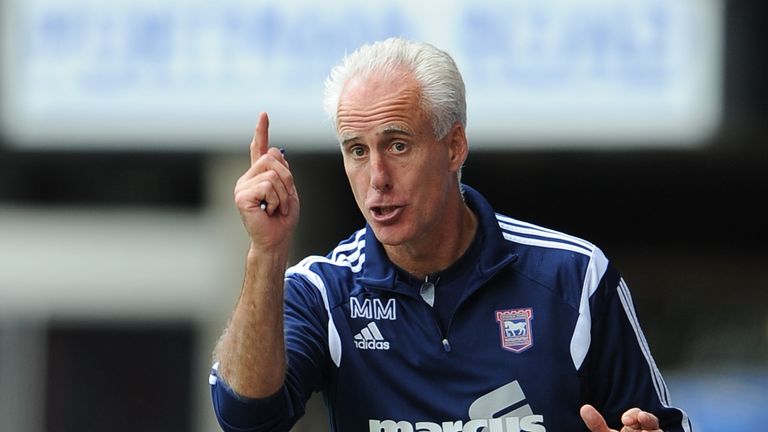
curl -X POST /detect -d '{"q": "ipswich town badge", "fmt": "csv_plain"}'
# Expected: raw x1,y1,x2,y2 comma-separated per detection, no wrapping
495,308,534,353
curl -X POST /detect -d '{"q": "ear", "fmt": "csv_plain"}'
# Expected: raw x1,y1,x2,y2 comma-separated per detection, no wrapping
445,122,469,173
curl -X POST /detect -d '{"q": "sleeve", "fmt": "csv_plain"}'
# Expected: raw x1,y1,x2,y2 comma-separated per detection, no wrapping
210,274,331,432
581,255,692,432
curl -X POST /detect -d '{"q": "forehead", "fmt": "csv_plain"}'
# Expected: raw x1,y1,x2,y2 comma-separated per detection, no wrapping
336,69,430,140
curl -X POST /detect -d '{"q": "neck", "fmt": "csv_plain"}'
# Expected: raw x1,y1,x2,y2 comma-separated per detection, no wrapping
385,195,477,280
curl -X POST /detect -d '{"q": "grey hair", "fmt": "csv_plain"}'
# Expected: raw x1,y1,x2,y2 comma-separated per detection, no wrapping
323,37,467,140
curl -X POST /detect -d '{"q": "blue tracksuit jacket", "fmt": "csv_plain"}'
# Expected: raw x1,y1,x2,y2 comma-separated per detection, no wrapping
210,185,691,432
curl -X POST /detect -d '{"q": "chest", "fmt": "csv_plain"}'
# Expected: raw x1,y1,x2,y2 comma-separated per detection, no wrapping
326,274,585,431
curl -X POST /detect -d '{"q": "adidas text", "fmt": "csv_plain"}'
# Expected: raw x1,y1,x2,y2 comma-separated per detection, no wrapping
355,340,390,350
353,322,390,350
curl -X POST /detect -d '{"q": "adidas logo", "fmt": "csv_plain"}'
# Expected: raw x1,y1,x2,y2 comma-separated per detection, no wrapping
354,322,390,350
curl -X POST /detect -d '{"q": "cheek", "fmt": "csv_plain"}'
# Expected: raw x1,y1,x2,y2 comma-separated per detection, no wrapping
411,159,449,190
344,165,369,200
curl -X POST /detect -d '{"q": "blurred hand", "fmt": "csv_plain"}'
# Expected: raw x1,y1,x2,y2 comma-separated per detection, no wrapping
233,112,299,250
580,404,662,432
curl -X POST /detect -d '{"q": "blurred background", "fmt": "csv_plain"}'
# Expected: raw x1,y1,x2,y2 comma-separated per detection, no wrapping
0,0,765,431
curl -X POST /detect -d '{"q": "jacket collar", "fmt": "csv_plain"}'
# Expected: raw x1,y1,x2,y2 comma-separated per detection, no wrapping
357,184,518,295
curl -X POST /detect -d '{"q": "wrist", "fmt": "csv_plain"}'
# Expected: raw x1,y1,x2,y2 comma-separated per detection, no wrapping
243,245,291,295
246,242,290,265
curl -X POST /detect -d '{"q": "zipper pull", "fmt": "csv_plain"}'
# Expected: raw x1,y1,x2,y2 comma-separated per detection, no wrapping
420,275,435,307
442,338,452,352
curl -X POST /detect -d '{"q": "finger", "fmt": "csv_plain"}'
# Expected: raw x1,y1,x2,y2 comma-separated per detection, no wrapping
238,152,296,197
234,179,281,216
260,173,291,216
250,112,270,166
580,405,613,432
621,408,643,428
236,170,292,216
267,146,291,173
257,183,281,216
636,411,660,430
234,183,265,213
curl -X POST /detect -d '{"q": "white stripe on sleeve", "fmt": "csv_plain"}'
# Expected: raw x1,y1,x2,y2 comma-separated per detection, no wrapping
569,247,609,370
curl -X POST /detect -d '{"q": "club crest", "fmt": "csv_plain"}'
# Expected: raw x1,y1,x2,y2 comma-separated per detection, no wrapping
495,308,534,353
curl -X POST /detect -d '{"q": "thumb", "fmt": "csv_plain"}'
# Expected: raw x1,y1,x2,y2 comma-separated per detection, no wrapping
580,404,613,432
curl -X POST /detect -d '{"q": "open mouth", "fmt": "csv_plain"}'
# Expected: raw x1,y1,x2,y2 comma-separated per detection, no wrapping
369,205,404,223
372,206,399,216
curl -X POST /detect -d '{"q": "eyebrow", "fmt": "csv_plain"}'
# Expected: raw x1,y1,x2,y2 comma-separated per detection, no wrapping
340,134,360,147
339,124,415,147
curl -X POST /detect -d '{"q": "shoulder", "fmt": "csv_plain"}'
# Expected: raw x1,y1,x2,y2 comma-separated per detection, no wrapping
493,213,612,304
288,227,367,278
285,228,367,307
495,213,597,259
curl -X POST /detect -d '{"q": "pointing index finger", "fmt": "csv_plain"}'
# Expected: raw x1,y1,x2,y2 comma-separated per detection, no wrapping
250,112,270,166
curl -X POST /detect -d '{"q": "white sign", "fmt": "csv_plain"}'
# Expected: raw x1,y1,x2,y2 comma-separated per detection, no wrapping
1,0,723,150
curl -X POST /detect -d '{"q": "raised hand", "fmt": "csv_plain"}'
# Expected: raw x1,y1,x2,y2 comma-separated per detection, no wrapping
580,405,662,432
233,112,300,250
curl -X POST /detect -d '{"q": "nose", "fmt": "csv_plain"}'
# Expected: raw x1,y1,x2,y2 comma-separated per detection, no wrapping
369,152,392,193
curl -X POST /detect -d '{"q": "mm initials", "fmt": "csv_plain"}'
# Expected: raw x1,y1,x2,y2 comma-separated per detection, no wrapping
350,298,397,320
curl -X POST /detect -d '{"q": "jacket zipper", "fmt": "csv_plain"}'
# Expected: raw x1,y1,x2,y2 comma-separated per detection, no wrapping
419,275,451,352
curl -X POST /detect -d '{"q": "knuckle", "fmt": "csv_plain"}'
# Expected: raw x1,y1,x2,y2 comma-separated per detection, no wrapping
233,193,247,208
263,169,280,183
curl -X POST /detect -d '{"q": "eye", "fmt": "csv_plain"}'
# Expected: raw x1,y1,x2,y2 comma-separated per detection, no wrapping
350,145,367,158
391,141,407,153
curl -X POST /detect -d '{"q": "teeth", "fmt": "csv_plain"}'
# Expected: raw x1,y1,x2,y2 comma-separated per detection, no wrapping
373,206,396,215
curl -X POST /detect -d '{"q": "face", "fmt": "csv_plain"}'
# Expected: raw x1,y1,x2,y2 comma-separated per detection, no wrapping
336,69,467,251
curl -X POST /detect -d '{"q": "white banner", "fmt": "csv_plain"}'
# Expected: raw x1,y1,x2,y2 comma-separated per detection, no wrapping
1,0,723,150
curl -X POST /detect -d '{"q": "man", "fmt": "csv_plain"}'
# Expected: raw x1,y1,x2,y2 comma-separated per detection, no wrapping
209,38,691,432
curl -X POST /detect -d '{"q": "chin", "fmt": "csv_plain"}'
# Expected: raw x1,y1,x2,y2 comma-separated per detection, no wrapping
368,224,411,247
